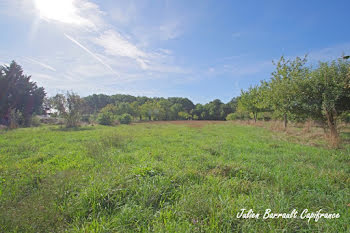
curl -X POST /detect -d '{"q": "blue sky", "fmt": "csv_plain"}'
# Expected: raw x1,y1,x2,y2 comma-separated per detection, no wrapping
1,0,350,103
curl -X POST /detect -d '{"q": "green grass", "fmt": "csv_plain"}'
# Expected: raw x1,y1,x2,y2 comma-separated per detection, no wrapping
0,122,349,232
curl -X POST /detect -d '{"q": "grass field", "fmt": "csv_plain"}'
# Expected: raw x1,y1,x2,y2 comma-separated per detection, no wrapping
0,121,349,232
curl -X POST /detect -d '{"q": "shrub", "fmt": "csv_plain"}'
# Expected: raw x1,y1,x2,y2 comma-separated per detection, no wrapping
9,109,24,129
119,113,132,124
226,112,250,121
226,113,236,121
30,116,41,127
178,112,190,120
97,111,115,125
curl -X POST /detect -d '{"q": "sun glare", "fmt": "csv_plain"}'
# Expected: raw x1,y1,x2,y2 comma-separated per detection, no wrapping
34,0,83,25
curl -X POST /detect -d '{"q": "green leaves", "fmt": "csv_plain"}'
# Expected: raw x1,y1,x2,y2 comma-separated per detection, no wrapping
0,61,46,127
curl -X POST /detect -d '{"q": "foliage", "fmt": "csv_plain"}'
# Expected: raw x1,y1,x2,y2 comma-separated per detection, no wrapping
178,111,191,120
97,111,115,125
82,94,236,121
236,56,350,142
267,56,309,128
225,113,236,121
238,85,268,122
0,61,46,127
51,92,85,128
97,104,118,125
297,59,350,138
119,113,132,124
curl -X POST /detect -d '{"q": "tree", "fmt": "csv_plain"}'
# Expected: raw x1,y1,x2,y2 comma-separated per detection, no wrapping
192,104,205,120
84,94,112,114
299,59,350,139
238,85,267,122
268,56,309,128
130,101,142,120
204,99,224,120
0,61,46,127
140,101,154,121
169,103,183,120
51,92,85,128
178,111,191,120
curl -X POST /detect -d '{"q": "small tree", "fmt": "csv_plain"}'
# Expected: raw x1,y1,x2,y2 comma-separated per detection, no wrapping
268,56,308,128
300,59,350,139
238,85,267,123
51,92,84,128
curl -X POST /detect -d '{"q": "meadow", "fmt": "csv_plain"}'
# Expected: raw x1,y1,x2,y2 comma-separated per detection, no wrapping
0,121,349,232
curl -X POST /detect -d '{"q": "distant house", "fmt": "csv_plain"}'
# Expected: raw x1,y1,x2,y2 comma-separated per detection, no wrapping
41,107,58,117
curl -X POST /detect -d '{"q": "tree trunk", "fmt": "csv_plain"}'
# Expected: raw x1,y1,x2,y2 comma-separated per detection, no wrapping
325,109,338,139
254,112,257,123
284,113,288,129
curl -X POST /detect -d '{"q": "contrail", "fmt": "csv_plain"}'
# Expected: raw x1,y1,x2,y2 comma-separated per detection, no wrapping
25,57,57,71
64,33,119,76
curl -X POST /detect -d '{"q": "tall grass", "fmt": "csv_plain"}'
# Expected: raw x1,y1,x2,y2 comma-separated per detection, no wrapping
0,123,349,232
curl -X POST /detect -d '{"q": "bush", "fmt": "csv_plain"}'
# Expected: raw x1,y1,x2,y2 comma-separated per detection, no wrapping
97,111,115,125
30,116,41,127
226,113,236,121
119,113,132,124
9,109,24,129
226,112,250,121
178,112,190,120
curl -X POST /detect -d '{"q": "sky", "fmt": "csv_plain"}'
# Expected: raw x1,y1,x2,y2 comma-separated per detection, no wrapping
1,0,350,104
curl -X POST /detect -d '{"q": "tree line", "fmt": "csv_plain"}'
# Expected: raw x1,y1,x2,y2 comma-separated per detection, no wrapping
0,61,238,128
47,93,238,126
1,56,349,141
236,56,350,139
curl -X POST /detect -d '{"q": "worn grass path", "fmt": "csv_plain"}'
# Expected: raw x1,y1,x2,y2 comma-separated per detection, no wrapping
0,122,349,232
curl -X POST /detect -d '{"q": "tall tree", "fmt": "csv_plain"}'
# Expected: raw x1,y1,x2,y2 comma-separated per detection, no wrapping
0,61,46,127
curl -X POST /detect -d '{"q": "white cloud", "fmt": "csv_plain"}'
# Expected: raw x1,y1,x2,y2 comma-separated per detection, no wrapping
33,0,104,30
92,30,147,63
1,0,192,96
31,72,59,81
24,57,56,71
64,33,119,76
